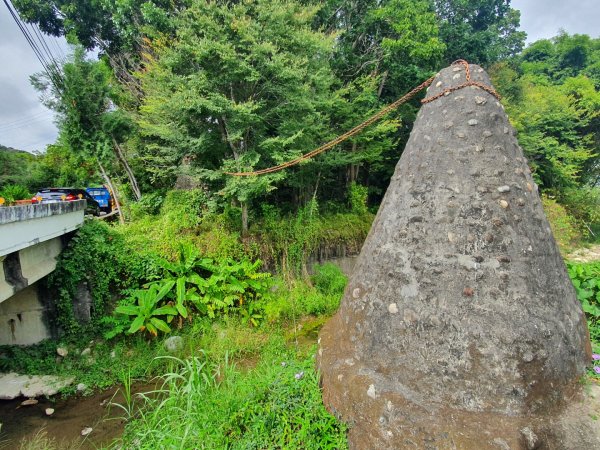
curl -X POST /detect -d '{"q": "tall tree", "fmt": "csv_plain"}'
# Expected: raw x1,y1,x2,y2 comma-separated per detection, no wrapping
32,48,142,201
433,0,526,65
138,0,375,234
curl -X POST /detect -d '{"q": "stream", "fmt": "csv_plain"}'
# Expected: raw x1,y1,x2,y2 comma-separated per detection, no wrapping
0,383,154,449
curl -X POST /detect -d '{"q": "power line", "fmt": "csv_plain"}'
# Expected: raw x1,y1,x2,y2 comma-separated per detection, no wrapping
0,115,56,133
0,111,53,128
3,0,65,95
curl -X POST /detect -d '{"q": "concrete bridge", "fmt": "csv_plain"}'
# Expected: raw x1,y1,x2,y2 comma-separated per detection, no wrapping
0,201,85,345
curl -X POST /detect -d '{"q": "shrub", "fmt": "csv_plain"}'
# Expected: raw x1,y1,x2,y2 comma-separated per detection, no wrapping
312,263,348,297
116,349,348,449
567,261,600,345
349,182,368,215
542,195,583,253
48,221,128,335
0,184,31,204
560,187,600,239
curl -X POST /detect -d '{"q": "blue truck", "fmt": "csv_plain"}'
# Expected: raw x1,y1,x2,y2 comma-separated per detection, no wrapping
85,187,113,214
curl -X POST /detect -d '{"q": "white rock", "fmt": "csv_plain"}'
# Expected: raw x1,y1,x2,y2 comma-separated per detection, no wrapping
0,373,74,400
164,336,184,353
388,303,399,314
45,408,55,416
56,347,68,357
367,384,377,399
81,427,93,437
497,185,510,193
81,348,91,357
76,383,87,393
21,398,38,406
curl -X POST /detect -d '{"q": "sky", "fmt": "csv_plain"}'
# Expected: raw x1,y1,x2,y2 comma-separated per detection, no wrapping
1,1,600,154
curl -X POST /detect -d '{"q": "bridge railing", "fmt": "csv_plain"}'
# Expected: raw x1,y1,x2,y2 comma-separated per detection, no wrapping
0,200,86,257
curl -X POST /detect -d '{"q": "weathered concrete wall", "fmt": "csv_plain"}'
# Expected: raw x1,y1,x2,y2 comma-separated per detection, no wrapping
0,237,64,304
0,282,51,345
318,64,595,449
0,200,84,257
19,238,62,287
0,256,11,302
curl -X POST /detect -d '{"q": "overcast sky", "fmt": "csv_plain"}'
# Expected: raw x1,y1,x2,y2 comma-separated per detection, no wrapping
1,1,600,154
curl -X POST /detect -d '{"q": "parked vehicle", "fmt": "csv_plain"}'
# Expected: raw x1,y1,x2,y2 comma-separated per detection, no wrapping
86,186,113,214
32,188,101,216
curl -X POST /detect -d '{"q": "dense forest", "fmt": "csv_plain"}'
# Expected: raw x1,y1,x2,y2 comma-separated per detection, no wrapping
4,0,596,240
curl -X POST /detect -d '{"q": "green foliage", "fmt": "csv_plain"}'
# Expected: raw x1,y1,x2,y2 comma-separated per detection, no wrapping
349,182,369,215
434,0,526,65
542,195,583,254
115,284,178,336
0,184,31,203
115,347,348,449
0,146,37,190
192,258,272,319
505,76,598,189
264,272,346,322
128,191,165,217
137,0,342,232
112,240,272,336
13,0,179,55
560,187,600,238
260,199,321,276
0,336,165,392
567,261,600,345
48,221,127,335
495,33,600,193
312,263,348,298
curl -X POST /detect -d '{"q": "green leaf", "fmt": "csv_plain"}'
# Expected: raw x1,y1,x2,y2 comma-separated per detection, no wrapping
150,317,171,333
153,305,178,316
128,316,145,334
146,321,158,336
115,305,139,316
176,302,188,319
155,280,176,302
177,277,186,303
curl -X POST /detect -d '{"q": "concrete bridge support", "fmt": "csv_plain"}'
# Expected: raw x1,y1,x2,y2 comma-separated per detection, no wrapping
0,201,85,345
0,282,51,345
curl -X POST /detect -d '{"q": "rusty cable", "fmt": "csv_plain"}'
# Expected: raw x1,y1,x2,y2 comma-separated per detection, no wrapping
225,60,500,176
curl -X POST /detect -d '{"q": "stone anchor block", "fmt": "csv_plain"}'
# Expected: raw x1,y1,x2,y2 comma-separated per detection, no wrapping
318,64,595,449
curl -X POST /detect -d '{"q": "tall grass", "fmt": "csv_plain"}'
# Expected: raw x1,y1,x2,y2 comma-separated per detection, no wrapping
113,347,347,449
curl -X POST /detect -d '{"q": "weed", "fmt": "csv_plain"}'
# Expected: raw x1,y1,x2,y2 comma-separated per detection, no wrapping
114,342,347,449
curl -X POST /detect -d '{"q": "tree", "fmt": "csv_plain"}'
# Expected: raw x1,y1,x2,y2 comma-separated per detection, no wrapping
13,0,183,53
137,0,349,234
32,48,142,207
503,75,599,190
315,0,445,200
433,0,526,65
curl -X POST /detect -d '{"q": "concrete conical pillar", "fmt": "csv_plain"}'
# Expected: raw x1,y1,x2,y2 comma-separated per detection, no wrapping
318,63,594,449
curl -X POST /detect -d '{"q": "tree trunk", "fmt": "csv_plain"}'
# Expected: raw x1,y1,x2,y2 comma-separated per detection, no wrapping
347,142,359,186
241,201,249,238
98,161,125,225
377,70,388,98
112,137,141,201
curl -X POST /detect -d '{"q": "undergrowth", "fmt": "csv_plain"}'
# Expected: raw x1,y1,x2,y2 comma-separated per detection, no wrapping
567,260,600,379
112,342,347,449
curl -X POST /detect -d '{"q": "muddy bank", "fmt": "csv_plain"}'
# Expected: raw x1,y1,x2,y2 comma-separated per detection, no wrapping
0,382,155,449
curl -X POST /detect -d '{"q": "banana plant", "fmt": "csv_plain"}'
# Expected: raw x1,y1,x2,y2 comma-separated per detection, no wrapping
115,283,178,336
151,243,212,319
